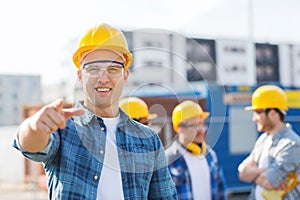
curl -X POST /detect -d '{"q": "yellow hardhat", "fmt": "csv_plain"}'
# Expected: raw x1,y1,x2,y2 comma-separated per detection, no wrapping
119,97,157,119
245,85,288,111
172,100,210,132
72,23,132,69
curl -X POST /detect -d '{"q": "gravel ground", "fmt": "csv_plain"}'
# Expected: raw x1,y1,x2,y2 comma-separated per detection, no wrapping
0,181,47,200
0,181,250,200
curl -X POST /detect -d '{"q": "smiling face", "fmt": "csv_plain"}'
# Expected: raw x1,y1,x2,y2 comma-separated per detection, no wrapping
77,49,129,117
252,109,275,133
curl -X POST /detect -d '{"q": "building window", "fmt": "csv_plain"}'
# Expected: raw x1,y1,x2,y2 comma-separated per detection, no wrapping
255,43,279,83
186,38,217,82
13,79,21,87
13,105,18,112
143,60,163,67
143,41,162,48
11,92,18,99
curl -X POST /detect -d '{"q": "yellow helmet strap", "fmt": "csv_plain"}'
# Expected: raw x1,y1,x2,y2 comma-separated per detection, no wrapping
182,142,207,155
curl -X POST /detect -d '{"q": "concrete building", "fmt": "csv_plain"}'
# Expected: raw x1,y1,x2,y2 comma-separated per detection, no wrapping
123,29,189,97
0,74,41,126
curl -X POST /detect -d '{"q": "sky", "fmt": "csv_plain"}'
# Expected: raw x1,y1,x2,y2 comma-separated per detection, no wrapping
0,0,300,85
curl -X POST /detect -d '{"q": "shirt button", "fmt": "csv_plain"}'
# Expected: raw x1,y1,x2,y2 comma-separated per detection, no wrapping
94,175,98,180
100,150,104,154
101,127,105,131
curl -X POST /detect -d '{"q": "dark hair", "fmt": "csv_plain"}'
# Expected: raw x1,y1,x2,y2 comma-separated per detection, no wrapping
265,108,285,122
132,118,149,125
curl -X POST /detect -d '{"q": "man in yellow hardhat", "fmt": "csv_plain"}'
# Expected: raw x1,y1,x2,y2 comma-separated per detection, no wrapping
166,100,227,200
119,96,157,126
13,23,177,199
238,85,300,200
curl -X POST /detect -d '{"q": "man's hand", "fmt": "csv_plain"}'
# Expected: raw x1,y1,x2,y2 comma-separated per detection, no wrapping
28,99,85,135
261,172,299,200
238,155,265,182
18,99,84,152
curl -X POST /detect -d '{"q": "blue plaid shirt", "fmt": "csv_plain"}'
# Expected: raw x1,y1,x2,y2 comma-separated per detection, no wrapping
13,101,177,200
247,124,300,200
166,141,227,200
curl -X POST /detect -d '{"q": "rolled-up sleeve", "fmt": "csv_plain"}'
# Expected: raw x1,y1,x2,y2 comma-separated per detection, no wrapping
12,131,59,163
265,142,300,187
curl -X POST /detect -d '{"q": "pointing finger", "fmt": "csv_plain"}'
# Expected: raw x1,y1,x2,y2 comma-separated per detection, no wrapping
50,98,64,112
63,108,85,120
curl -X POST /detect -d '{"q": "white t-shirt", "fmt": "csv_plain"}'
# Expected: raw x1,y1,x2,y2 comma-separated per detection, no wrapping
178,144,211,200
255,135,273,200
97,115,124,200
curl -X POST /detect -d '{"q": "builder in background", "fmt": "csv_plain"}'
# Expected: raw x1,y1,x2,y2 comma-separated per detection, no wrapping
119,96,157,126
238,85,300,200
166,100,227,200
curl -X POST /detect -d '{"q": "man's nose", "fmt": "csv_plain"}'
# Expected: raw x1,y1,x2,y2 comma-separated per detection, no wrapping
97,69,109,81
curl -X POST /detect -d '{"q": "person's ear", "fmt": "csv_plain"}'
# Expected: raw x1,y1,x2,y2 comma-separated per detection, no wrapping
124,69,130,81
269,109,277,118
77,70,82,82
177,126,185,134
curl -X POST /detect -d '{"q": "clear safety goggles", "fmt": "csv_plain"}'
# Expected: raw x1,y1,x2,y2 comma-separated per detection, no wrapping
179,122,208,131
81,60,124,78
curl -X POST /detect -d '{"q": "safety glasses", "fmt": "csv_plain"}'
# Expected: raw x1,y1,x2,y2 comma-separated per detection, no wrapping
81,60,124,78
179,122,207,130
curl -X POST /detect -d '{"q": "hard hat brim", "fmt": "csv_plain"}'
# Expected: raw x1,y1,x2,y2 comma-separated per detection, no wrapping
149,113,158,120
245,106,254,111
200,112,210,119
